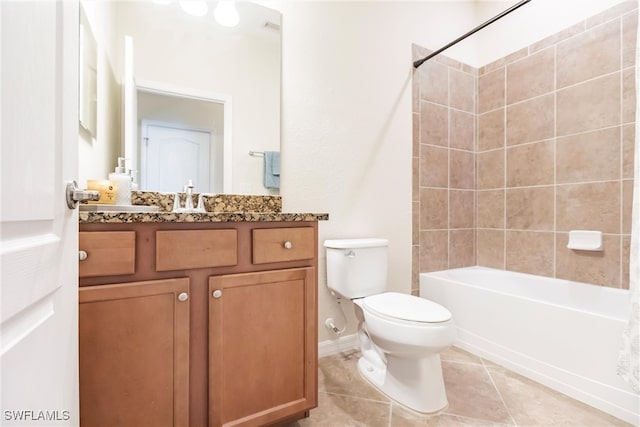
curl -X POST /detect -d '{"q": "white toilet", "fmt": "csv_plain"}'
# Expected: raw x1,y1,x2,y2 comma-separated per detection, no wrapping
324,238,455,413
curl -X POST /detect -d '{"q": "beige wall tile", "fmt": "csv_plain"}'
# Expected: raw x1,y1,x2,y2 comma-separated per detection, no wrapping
586,1,637,28
507,94,554,146
556,19,620,88
529,21,585,53
450,69,475,113
420,187,448,230
623,123,636,179
412,113,420,157
450,190,474,229
476,229,504,269
623,236,631,289
556,182,621,233
556,233,621,287
419,60,448,105
412,245,419,291
506,140,554,187
506,187,555,231
450,229,475,268
623,11,638,68
477,190,505,229
412,201,419,245
556,127,620,184
478,68,505,113
478,108,505,151
505,231,554,277
412,156,419,201
450,110,475,151
420,230,448,272
557,73,621,137
477,149,505,190
623,179,633,234
420,144,448,188
420,101,448,147
507,48,554,104
450,150,475,190
623,67,636,124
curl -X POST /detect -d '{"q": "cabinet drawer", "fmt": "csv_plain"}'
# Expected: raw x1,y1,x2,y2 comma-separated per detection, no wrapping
79,231,136,278
252,227,315,264
156,229,237,271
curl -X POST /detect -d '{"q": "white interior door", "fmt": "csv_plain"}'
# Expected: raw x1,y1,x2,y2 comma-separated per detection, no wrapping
123,35,137,174
1,1,79,425
141,122,211,193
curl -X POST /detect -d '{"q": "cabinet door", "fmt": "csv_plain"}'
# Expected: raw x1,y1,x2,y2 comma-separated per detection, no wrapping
79,278,190,427
209,268,317,427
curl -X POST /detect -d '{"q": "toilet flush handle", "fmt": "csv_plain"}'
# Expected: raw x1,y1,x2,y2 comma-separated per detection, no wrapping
345,250,356,258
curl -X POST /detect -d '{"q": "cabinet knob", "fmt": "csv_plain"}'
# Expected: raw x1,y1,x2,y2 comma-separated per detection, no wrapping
212,289,222,299
283,241,293,249
79,250,88,261
177,292,189,302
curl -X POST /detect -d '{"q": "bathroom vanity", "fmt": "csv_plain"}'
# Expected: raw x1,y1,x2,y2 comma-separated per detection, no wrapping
78,195,328,427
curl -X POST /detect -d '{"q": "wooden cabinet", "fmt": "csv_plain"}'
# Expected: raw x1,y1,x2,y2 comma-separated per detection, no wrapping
78,221,318,427
79,278,190,427
209,268,316,427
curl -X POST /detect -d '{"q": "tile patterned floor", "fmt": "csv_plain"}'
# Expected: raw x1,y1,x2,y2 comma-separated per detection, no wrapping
286,347,632,427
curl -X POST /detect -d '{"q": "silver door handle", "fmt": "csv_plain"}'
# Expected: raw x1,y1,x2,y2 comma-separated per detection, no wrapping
66,181,100,209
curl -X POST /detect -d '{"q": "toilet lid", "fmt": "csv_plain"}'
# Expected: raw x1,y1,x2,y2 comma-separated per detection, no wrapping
362,292,451,323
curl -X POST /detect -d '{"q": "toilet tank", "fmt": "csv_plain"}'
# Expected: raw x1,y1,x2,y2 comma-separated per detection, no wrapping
323,238,388,299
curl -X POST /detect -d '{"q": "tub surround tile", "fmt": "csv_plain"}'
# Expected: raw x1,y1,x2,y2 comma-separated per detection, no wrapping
412,113,420,156
477,150,505,190
449,190,474,229
421,101,449,146
556,233,621,287
420,188,448,230
623,67,636,124
420,145,449,188
476,229,505,269
586,1,638,28
623,179,633,234
506,187,554,231
622,10,638,68
623,236,631,289
420,230,449,272
556,73,621,137
420,60,449,105
449,69,475,113
556,182,621,233
505,231,554,277
449,230,475,268
477,190,505,229
450,150,475,190
450,110,475,152
478,68,505,113
623,124,636,179
529,21,585,54
556,19,620,89
506,140,554,187
478,109,505,152
556,127,621,184
506,94,554,146
506,48,554,104
413,157,420,201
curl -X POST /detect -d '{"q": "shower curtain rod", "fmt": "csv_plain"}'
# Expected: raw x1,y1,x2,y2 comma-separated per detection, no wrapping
413,0,532,69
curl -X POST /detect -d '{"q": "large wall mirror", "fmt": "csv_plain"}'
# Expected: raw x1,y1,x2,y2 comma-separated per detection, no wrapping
79,1,281,195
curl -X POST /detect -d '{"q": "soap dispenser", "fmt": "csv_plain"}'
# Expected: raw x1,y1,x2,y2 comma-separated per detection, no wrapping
109,157,131,206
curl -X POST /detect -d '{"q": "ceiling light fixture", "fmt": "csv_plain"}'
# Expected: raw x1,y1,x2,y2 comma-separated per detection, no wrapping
214,1,239,27
179,0,208,17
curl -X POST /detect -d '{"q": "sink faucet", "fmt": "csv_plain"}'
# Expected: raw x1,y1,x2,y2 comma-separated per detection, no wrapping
172,179,205,213
184,179,194,211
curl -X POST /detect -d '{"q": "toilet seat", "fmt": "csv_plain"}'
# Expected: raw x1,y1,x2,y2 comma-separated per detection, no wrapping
362,292,451,323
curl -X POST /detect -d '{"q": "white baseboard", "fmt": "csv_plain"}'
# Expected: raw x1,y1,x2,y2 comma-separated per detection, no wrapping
318,334,358,358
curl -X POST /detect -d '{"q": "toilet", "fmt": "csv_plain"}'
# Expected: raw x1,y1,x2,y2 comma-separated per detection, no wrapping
324,238,455,413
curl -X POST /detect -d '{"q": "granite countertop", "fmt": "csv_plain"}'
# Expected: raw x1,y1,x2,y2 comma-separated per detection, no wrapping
79,211,329,223
78,192,329,223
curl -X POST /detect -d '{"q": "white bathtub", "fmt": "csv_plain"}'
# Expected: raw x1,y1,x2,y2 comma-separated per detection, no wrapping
420,266,639,425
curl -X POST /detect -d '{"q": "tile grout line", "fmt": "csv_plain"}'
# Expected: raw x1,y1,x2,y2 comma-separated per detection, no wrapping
482,362,519,427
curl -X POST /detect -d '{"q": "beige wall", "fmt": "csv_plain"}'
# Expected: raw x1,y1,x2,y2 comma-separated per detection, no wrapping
414,1,636,289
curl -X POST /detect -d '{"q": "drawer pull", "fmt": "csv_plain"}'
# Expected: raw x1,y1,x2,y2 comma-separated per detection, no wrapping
212,290,222,299
283,241,293,249
177,292,189,302
79,250,88,261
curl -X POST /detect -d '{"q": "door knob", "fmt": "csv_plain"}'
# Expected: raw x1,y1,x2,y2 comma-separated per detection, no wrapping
66,180,100,209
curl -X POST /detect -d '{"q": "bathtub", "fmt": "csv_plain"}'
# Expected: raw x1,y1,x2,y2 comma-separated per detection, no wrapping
420,266,639,425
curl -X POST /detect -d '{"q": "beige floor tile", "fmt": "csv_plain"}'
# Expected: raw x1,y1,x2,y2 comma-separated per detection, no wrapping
289,392,391,427
319,351,389,402
391,403,513,426
441,346,484,365
442,362,513,424
487,367,633,427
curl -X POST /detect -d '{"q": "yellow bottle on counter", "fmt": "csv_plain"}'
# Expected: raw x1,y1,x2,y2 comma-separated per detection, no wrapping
87,179,117,204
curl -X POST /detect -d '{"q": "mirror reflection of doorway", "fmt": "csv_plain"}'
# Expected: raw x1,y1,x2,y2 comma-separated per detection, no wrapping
141,122,211,193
